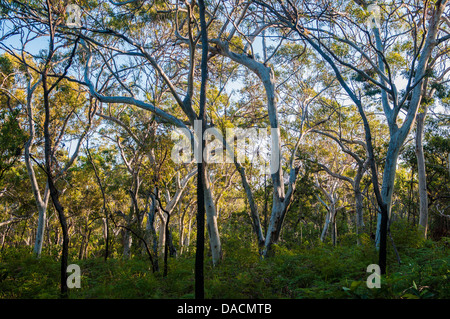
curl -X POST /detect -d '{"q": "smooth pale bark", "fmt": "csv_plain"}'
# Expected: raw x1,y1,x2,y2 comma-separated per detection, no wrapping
158,211,167,259
147,194,159,270
158,170,196,259
317,191,337,245
263,192,293,256
81,41,191,132
146,191,159,271
354,166,366,236
209,38,301,256
116,134,143,259
353,160,370,241
311,130,369,244
178,202,186,256
271,0,449,273
331,209,337,246
23,76,51,258
122,221,132,258
33,192,50,256
25,52,88,259
179,203,195,256
204,171,222,265
81,38,223,264
123,189,139,259
416,111,429,237
182,35,271,250
373,1,447,250
235,162,265,248
26,120,50,257
320,211,331,242
373,137,400,255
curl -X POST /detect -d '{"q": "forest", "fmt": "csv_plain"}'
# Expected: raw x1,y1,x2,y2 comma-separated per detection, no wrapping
0,0,449,301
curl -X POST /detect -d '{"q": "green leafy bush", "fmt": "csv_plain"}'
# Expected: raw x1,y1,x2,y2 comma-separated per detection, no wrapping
0,233,448,299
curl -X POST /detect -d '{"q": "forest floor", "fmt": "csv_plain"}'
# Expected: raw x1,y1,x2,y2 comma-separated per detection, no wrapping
0,231,448,299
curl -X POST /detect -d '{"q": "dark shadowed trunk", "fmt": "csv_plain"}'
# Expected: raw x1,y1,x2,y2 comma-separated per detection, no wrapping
195,0,208,300
42,70,69,298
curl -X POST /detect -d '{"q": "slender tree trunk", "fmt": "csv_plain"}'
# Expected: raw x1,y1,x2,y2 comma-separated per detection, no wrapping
195,159,206,299
236,162,265,249
45,133,69,300
204,171,222,265
123,218,132,259
79,235,84,260
331,206,337,246
355,187,364,245
186,212,193,252
163,211,170,277
102,216,109,260
179,203,186,256
407,165,414,224
209,34,287,258
195,0,208,300
86,142,110,260
33,189,50,257
24,83,51,258
158,213,167,260
354,164,367,244
123,190,138,258
263,197,287,256
320,210,331,242
375,139,401,274
43,60,69,297
415,111,429,237
263,173,268,236
1,224,11,252
146,192,159,271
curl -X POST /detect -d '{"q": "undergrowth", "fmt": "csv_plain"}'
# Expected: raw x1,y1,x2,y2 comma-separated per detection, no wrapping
0,233,448,299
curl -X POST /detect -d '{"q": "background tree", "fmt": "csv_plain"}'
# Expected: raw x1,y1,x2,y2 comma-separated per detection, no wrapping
257,0,450,274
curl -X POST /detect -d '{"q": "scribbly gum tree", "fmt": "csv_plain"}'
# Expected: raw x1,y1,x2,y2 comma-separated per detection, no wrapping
258,0,450,274
0,43,92,298
48,0,223,267
197,2,320,257
1,0,450,301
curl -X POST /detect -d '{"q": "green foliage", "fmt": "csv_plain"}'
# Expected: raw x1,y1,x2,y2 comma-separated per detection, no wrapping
390,219,424,250
0,248,60,298
0,109,28,178
1,228,447,299
0,0,449,303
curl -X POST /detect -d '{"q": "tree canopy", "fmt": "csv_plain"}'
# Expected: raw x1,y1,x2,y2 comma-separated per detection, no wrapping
0,0,449,301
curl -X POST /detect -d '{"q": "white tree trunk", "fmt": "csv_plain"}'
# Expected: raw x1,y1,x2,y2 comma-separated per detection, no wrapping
33,187,50,257
375,140,401,247
320,211,331,242
415,112,429,237
204,172,222,265
331,207,337,246
236,162,265,247
24,77,51,258
123,230,132,259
